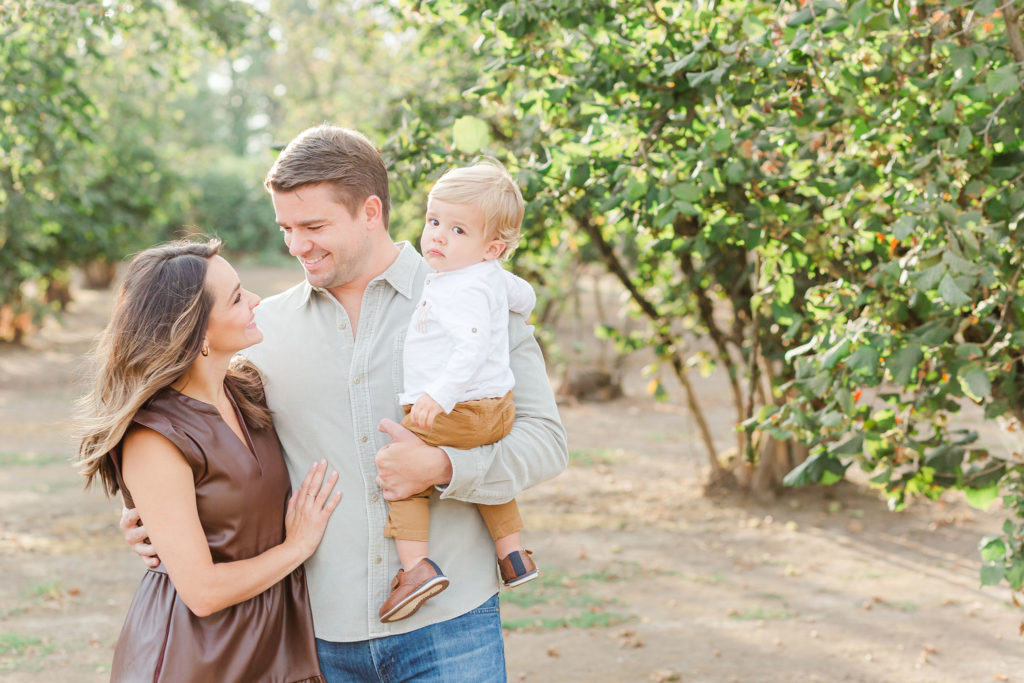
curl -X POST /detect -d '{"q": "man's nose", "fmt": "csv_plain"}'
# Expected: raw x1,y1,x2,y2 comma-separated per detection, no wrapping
288,233,309,256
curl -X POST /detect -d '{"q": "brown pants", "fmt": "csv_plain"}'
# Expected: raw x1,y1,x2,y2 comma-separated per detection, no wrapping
384,392,522,542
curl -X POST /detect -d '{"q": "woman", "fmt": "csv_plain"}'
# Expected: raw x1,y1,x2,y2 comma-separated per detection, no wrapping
76,239,340,682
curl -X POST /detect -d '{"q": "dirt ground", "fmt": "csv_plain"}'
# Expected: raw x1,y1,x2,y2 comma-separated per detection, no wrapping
2,263,1023,682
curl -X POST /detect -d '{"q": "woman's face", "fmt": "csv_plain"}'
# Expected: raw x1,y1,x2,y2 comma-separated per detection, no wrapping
203,255,263,356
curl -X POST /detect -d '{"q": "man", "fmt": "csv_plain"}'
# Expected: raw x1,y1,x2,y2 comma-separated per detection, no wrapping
122,124,568,681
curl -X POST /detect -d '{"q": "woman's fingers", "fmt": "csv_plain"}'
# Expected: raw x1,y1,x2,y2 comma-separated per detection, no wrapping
297,459,323,498
314,471,339,507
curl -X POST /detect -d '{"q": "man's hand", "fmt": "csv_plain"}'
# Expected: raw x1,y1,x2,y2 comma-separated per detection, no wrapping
375,418,453,501
409,394,443,430
119,506,161,569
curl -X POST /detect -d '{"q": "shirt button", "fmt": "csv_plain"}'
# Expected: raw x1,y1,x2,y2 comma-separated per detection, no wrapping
375,556,383,564
337,321,347,330
360,435,368,443
371,493,379,502
353,377,361,384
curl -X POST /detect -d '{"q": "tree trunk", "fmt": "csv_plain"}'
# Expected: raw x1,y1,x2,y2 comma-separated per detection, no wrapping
80,259,118,290
749,435,810,500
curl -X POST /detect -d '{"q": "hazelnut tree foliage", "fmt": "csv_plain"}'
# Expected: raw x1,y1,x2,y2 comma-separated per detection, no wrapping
0,1,262,339
384,0,1024,588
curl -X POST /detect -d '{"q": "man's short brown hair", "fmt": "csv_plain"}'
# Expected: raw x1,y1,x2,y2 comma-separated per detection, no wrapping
265,124,391,228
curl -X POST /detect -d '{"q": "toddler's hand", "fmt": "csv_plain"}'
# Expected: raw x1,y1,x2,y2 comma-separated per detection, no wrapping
410,394,443,430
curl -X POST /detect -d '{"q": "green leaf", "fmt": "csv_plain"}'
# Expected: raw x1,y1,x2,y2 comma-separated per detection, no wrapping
975,0,996,14
787,7,813,27
848,0,870,23
452,116,490,153
776,274,795,304
965,485,999,511
821,339,851,370
955,126,972,155
829,433,864,456
845,345,879,373
1007,562,1024,591
980,563,1004,586
986,65,1019,96
980,536,1006,562
937,273,971,308
672,183,702,202
958,367,991,402
910,264,945,290
836,387,854,414
567,163,590,188
887,345,923,384
741,15,766,38
783,451,849,487
892,216,915,240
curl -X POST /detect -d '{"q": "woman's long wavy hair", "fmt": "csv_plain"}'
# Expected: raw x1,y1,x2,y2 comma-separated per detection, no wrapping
76,239,271,495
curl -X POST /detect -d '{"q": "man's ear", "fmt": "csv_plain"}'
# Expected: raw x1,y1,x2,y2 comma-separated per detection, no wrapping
362,195,384,228
482,240,507,261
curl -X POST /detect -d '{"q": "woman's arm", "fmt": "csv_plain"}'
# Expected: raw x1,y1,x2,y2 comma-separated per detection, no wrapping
121,426,340,618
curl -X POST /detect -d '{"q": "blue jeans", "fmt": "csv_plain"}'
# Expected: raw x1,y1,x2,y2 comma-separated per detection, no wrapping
315,595,506,682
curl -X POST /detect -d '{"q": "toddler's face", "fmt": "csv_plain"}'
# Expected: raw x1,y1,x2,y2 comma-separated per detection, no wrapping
420,198,505,272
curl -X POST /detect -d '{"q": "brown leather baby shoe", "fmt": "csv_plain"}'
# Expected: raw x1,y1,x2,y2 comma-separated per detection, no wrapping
498,549,539,588
379,558,450,623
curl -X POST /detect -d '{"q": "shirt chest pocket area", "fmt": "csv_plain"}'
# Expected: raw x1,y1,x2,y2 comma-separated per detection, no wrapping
412,299,432,334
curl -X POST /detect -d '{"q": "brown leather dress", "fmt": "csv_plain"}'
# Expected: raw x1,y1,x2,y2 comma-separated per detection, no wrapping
109,387,325,683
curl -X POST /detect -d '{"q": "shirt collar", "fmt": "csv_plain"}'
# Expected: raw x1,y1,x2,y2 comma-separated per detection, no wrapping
424,259,499,282
294,241,421,308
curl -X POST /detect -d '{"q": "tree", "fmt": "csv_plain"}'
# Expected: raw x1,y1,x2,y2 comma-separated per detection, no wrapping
385,0,1024,590
0,0,260,337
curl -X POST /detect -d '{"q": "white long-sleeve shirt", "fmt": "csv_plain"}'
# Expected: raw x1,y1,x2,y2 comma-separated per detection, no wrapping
399,259,536,413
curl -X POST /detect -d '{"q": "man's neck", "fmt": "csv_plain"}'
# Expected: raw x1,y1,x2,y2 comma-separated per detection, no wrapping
326,240,402,337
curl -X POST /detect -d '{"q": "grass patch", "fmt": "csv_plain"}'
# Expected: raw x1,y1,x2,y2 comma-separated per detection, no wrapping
28,581,63,601
683,572,728,585
0,632,55,657
501,564,634,631
568,448,620,466
728,607,796,621
0,452,68,467
502,611,629,632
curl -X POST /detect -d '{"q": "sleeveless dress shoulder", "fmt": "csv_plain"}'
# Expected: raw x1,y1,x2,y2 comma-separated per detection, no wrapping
109,386,324,683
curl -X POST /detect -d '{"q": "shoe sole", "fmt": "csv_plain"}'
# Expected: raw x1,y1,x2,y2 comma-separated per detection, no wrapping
379,576,450,623
503,569,539,588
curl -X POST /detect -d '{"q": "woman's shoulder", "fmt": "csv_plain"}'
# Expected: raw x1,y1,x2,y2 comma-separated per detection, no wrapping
129,388,211,462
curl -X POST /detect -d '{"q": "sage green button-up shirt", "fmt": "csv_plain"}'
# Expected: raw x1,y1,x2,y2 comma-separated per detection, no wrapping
243,242,568,641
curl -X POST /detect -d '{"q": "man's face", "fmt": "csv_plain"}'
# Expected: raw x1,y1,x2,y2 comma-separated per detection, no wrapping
272,183,372,291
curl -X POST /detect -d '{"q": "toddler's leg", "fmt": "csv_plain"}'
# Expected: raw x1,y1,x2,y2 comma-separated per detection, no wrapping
395,539,429,573
380,490,449,623
494,531,523,561
478,499,539,587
